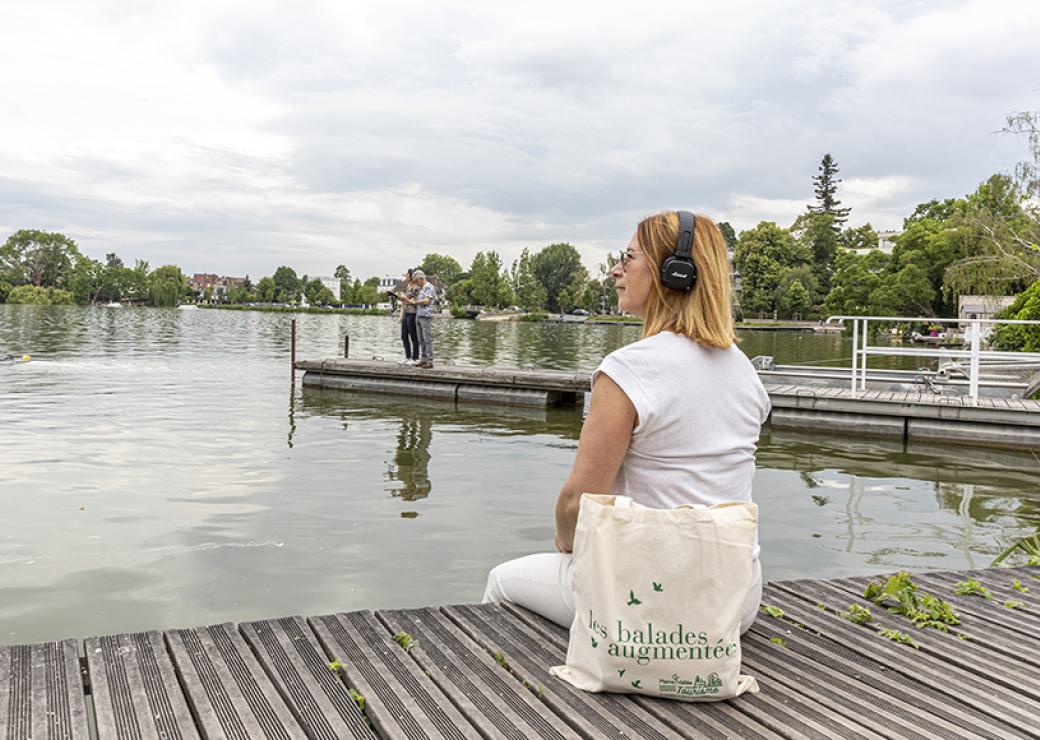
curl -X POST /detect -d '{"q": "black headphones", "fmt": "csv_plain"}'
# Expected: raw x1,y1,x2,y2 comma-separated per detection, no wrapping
659,210,697,291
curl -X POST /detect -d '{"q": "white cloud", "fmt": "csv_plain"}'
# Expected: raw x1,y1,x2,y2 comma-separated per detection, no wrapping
0,0,1036,278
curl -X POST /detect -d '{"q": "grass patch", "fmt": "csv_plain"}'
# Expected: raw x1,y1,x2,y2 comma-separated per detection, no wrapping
840,604,873,625
953,577,992,600
878,628,919,648
393,631,419,652
864,572,959,631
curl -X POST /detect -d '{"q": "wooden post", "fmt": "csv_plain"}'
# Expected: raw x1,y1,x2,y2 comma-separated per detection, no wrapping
291,319,296,381
344,334,350,358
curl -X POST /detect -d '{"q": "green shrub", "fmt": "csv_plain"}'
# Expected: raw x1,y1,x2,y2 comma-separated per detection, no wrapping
990,279,1040,351
518,312,549,322
0,281,10,303
7,285,75,305
198,304,386,316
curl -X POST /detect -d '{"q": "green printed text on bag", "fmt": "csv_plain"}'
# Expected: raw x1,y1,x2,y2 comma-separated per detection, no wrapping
550,495,759,701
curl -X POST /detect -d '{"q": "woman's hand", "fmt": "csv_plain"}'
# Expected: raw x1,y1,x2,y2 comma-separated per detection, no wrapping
554,373,636,553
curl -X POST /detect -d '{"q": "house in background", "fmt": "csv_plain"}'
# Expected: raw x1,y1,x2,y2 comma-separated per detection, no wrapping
319,277,341,302
847,230,900,256
958,294,1017,342
189,273,248,302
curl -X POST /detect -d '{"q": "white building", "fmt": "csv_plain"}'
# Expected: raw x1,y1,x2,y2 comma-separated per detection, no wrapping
848,230,900,256
958,294,1017,342
319,277,341,301
958,295,1015,321
877,230,900,254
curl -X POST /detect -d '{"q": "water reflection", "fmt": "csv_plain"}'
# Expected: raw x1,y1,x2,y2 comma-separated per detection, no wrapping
755,428,1040,577
390,414,433,500
4,305,1040,645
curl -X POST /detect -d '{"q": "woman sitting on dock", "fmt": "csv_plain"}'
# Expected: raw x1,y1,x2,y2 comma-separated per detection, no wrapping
483,211,770,632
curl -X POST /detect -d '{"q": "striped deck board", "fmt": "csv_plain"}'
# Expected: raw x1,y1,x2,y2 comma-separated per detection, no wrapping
2,567,1038,738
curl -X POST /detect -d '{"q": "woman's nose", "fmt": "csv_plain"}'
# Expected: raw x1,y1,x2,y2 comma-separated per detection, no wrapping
610,262,623,278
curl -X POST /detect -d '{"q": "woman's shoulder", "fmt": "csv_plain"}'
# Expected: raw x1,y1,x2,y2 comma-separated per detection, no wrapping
606,331,702,362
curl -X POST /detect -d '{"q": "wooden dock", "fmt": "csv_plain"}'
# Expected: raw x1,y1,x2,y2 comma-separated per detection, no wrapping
4,565,1038,738
297,360,1040,448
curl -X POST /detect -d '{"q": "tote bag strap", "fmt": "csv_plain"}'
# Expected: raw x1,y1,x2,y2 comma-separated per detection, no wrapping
614,496,633,509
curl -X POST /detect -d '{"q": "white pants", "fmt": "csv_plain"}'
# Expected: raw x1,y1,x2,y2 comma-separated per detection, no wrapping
483,553,763,633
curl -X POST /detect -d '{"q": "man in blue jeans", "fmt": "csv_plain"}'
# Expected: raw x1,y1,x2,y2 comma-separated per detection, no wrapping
411,270,436,368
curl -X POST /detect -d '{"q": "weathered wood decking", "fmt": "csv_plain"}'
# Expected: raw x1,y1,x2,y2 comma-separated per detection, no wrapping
297,360,1040,447
4,566,1039,738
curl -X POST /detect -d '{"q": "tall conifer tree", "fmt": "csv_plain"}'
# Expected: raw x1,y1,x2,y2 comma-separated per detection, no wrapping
810,154,852,227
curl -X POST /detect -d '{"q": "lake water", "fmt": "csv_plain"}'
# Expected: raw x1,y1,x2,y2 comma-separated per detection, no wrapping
1,305,1038,645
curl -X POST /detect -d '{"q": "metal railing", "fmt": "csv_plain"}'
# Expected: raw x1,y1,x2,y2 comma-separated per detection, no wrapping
825,315,1040,400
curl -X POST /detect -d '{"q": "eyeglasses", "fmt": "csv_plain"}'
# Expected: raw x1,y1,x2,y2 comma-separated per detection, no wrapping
617,250,638,273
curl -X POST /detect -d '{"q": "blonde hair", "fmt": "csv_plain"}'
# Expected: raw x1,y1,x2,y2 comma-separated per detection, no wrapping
635,211,736,349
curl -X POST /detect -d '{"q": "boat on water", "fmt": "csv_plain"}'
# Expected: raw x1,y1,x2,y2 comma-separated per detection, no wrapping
178,304,198,310
1,354,31,363
104,301,122,308
907,331,965,348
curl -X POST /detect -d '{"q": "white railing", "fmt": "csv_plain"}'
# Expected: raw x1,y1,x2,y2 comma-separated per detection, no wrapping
825,315,1040,400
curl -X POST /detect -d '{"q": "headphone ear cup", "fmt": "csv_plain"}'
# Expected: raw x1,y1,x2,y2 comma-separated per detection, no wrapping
660,256,696,291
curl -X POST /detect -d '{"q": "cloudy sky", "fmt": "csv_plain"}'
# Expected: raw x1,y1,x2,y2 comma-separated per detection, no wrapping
1,0,1037,281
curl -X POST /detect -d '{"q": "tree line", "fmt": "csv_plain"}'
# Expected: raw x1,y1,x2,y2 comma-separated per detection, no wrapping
4,104,1038,338
0,236,193,307
733,151,1039,325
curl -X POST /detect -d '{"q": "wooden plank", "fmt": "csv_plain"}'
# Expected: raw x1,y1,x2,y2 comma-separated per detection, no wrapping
165,622,307,739
240,616,376,740
776,576,1040,690
824,573,1040,668
740,628,969,739
301,360,593,392
309,610,482,740
743,620,1001,739
908,572,1040,637
758,587,1034,737
0,639,89,740
445,602,761,740
85,631,199,740
491,604,891,740
765,580,1040,725
378,607,578,739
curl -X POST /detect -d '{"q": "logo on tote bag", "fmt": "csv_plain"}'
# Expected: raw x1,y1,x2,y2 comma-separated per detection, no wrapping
583,580,738,692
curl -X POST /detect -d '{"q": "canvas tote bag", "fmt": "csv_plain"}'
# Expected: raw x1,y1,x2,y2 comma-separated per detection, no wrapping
550,494,759,701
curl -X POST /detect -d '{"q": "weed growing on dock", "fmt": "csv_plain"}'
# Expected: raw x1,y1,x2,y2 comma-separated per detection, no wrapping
328,660,346,672
494,650,510,670
393,631,419,652
840,604,873,625
1004,600,1025,609
877,629,919,648
863,572,959,631
1013,578,1028,593
769,637,787,648
521,680,547,698
760,605,785,619
349,689,366,713
953,577,992,600
816,602,826,610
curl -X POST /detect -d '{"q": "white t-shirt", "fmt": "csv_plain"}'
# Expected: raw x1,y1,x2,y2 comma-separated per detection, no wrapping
593,331,770,514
